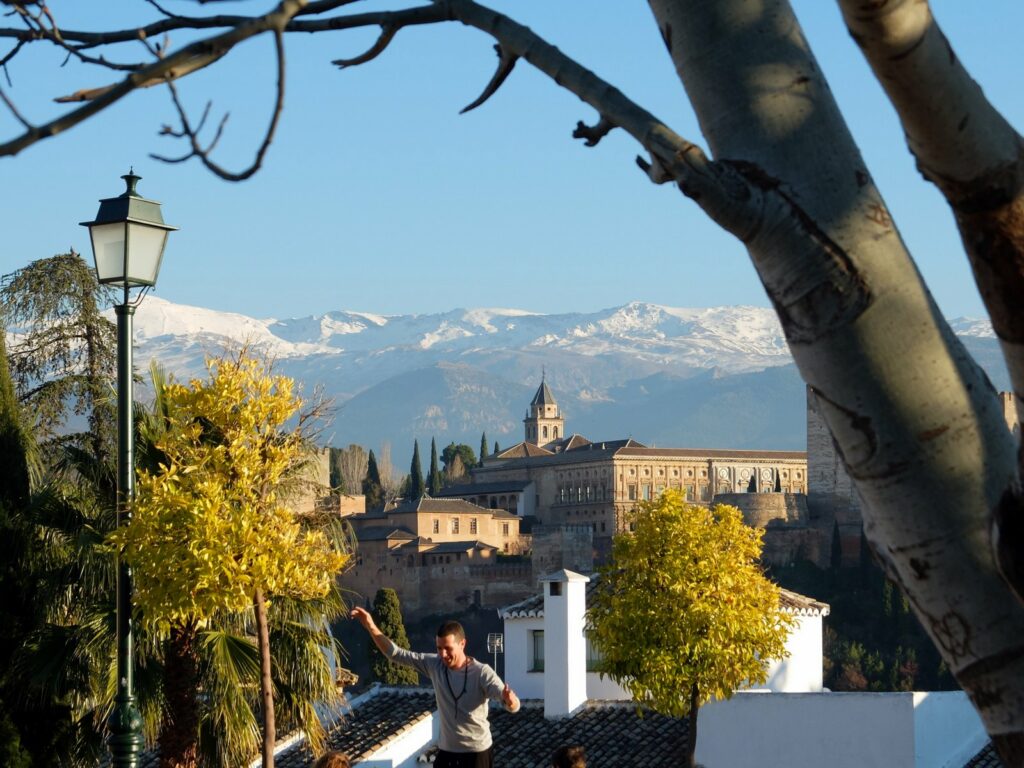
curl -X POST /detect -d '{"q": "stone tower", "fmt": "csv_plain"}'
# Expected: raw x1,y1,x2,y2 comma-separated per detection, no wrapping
524,376,565,446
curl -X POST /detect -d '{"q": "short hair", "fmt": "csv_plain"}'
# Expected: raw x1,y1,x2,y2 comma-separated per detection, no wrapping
313,750,350,768
552,745,586,768
436,620,466,641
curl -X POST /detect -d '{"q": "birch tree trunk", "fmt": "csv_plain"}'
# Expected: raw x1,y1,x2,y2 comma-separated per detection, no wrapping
646,0,1024,759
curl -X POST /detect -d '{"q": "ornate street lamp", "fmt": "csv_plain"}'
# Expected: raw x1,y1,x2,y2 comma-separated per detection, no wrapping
81,170,177,768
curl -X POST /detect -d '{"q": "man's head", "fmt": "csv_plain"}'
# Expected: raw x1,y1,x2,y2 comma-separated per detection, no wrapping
552,745,586,768
436,620,467,669
313,751,350,768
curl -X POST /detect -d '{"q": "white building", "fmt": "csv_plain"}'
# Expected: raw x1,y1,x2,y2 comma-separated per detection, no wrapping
499,571,831,702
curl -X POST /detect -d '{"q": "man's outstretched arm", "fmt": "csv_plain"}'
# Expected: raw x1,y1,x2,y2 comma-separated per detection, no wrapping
349,606,393,656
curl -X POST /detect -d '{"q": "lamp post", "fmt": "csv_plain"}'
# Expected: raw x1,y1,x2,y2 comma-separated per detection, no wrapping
81,170,177,768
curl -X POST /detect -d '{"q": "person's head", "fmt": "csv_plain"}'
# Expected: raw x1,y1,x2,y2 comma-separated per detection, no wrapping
435,620,467,669
313,750,350,768
552,745,586,768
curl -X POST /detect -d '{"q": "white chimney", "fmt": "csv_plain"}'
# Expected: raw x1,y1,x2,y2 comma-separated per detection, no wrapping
540,569,590,718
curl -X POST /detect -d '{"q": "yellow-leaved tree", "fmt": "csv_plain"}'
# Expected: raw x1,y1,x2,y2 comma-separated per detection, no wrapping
109,350,348,768
587,490,793,768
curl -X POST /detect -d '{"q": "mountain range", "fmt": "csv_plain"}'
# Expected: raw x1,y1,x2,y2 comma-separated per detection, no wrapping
128,297,1008,464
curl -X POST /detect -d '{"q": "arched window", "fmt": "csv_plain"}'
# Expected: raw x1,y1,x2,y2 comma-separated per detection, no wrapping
553,427,559,438
543,426,549,438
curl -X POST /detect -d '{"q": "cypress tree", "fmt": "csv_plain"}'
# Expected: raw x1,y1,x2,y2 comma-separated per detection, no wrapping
479,432,488,466
493,441,500,455
409,440,424,499
428,438,442,496
368,589,418,685
362,449,384,511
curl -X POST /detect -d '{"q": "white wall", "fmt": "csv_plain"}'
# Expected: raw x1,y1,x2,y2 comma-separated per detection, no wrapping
504,616,545,699
758,614,824,693
696,691,986,768
913,692,987,768
354,711,437,768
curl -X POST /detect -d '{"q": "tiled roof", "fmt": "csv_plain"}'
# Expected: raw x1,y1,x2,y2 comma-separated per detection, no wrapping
424,540,497,554
354,526,416,542
617,446,807,460
494,442,556,459
275,688,436,768
436,480,533,495
964,743,1004,767
501,575,829,619
531,380,558,406
778,588,830,617
419,700,689,767
389,497,491,515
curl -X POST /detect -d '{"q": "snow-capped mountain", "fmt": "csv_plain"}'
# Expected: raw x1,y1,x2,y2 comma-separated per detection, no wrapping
124,297,1004,459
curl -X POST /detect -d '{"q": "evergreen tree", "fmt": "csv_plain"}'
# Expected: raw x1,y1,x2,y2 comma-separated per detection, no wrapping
0,329,39,767
0,252,116,464
427,438,442,497
368,589,418,685
362,450,384,511
479,432,488,466
830,521,843,571
409,440,424,499
493,441,500,456
441,442,477,477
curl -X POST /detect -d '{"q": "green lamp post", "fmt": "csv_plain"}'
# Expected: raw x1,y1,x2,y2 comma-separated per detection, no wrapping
81,170,177,768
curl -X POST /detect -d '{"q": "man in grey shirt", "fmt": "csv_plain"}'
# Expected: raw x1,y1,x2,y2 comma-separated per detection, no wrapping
350,606,520,768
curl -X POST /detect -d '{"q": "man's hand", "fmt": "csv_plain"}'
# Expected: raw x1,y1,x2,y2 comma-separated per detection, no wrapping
502,683,520,713
349,606,378,634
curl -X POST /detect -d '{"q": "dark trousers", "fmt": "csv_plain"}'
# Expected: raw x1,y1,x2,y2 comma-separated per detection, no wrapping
435,746,493,768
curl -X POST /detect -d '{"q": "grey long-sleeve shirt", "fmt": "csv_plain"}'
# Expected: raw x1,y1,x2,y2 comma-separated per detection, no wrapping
386,640,510,753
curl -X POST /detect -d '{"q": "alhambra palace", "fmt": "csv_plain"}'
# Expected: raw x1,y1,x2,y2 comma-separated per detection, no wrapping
337,380,1022,620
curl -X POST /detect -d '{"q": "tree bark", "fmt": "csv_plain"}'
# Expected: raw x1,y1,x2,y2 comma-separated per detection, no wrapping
687,684,698,768
836,0,1024,398
160,620,201,768
254,589,276,768
646,0,1024,757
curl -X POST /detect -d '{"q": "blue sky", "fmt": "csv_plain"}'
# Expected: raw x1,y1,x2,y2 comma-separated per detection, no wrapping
1,1,1022,321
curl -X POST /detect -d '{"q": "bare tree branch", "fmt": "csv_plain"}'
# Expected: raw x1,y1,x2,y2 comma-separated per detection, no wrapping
459,42,517,113
331,21,397,68
151,26,287,181
837,0,1024,409
572,115,614,147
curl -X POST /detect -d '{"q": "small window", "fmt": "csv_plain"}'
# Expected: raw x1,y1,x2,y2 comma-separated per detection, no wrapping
531,630,545,672
502,523,510,535
543,426,549,438
432,519,440,534
451,518,460,534
470,517,478,535
549,582,562,597
553,427,559,438
642,484,651,500
628,485,637,501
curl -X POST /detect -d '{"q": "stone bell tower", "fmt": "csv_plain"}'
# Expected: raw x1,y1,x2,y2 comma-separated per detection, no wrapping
524,375,565,447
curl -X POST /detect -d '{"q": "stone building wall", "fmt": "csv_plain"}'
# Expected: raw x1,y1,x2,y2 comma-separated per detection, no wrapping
530,524,594,583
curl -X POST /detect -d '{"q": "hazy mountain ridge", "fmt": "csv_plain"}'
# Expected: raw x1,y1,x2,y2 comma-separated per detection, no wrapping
123,298,1005,461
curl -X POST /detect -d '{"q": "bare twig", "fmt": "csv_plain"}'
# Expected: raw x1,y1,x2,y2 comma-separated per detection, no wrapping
332,22,396,68
572,115,614,147
151,26,287,181
0,82,31,128
460,43,517,114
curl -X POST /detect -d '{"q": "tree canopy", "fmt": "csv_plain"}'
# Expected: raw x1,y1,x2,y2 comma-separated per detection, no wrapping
368,589,418,686
588,490,792,766
110,351,347,628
